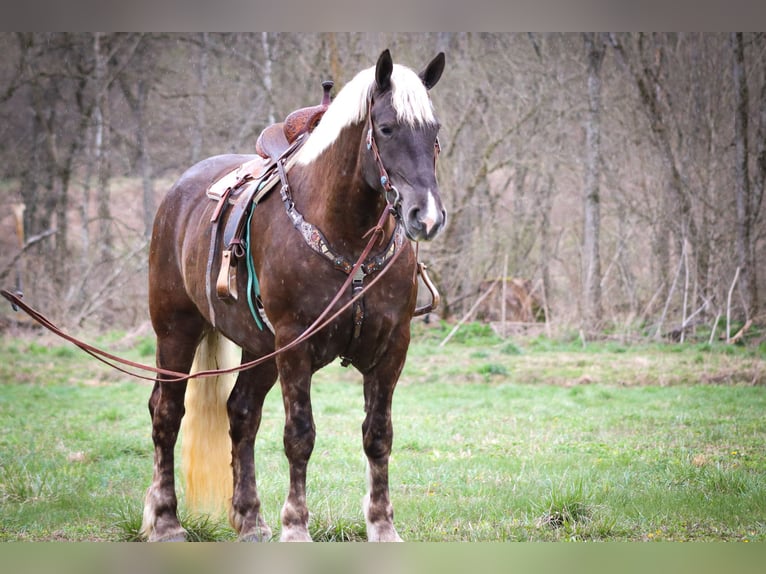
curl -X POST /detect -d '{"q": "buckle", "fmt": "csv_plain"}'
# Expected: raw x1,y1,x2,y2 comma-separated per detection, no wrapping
352,266,366,287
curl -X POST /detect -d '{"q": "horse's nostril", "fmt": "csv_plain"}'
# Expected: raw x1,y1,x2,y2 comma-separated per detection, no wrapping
404,197,445,240
407,206,421,225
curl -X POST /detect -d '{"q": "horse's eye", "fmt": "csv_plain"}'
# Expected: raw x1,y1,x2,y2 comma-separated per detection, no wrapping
379,125,394,137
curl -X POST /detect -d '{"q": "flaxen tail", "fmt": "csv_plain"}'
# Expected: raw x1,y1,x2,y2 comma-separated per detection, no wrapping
180,331,239,515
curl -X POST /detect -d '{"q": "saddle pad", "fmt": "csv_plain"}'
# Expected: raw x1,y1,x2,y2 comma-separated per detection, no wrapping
206,156,272,201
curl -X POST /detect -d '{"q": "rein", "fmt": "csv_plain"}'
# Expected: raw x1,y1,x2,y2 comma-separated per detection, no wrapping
0,204,403,384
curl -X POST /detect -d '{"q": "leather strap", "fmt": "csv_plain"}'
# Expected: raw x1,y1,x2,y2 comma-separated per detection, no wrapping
215,249,237,300
0,203,400,384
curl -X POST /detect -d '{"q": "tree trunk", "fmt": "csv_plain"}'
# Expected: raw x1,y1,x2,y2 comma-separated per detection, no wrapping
325,32,343,88
137,78,154,238
539,173,554,315
730,32,756,319
94,32,113,260
511,165,528,272
754,34,766,228
581,32,606,329
261,32,276,126
749,33,766,317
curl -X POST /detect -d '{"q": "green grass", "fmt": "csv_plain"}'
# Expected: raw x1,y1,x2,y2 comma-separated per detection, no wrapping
1,326,765,541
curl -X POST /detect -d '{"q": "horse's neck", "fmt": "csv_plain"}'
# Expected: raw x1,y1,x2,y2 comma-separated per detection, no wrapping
297,126,392,246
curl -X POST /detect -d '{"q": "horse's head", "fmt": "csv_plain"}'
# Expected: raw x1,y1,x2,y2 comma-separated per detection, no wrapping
363,50,447,242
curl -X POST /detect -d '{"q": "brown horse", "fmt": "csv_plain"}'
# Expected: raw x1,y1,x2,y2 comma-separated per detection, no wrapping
141,49,447,542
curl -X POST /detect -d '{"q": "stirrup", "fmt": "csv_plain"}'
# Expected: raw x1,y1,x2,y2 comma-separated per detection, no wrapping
414,262,440,316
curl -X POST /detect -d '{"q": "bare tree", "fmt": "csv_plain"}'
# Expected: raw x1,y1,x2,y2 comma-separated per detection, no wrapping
118,34,158,238
2,33,765,333
17,34,96,282
581,32,606,330
609,34,690,303
92,33,112,260
753,34,766,316
730,32,759,319
191,32,209,164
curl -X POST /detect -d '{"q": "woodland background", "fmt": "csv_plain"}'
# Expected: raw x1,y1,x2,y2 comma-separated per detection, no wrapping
0,32,764,340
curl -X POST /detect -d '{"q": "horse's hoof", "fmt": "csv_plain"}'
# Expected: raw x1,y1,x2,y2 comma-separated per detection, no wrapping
279,526,313,542
148,526,188,542
365,522,403,542
239,527,273,542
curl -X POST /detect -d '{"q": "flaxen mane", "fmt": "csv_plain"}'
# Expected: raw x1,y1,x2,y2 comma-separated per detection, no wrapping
296,63,437,166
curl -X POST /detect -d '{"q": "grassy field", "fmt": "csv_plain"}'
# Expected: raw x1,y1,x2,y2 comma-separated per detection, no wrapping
1,322,765,542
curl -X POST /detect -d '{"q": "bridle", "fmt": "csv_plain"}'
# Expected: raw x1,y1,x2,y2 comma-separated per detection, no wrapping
366,119,402,214
364,92,441,219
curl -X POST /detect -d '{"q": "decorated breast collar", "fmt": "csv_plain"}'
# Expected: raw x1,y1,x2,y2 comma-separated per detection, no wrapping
283,192,406,279
275,156,405,281
273,156,405,364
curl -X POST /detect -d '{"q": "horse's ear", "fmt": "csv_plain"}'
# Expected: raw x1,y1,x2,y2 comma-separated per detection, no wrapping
375,49,393,92
419,52,445,90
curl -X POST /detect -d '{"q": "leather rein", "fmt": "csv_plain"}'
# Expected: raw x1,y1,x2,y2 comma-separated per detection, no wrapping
1,204,399,384
1,100,441,383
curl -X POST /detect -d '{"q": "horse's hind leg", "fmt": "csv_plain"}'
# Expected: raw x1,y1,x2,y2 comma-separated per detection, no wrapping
141,317,204,542
227,353,278,541
361,349,406,542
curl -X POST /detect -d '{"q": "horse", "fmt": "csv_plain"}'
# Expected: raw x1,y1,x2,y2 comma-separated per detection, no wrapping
141,49,447,542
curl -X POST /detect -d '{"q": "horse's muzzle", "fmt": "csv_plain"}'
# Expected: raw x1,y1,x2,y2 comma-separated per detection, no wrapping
403,191,447,241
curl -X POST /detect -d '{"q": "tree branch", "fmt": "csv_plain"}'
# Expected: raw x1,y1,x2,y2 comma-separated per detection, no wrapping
0,229,57,284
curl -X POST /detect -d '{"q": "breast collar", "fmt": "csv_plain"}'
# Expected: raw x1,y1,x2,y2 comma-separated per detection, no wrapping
274,155,406,366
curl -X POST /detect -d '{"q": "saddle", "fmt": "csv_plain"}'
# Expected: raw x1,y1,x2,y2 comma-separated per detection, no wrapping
207,79,334,204
206,80,334,303
255,80,334,162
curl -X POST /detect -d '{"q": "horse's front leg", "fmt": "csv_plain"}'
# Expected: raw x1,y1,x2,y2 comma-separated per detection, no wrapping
277,349,315,542
361,344,407,542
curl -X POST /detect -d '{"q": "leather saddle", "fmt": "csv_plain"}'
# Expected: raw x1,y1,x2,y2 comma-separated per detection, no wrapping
256,80,334,162
207,80,333,203
206,80,334,301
